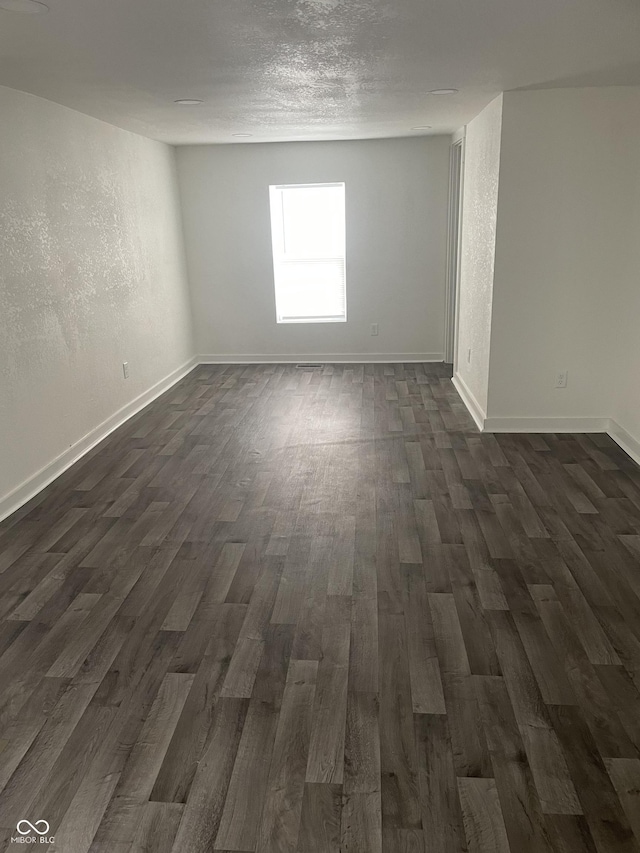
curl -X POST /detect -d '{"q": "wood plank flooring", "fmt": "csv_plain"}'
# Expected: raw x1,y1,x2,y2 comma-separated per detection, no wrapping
1,362,640,852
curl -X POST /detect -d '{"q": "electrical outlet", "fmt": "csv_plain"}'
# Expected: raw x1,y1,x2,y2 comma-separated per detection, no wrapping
555,369,568,389
122,362,130,379
371,323,379,336
467,348,472,363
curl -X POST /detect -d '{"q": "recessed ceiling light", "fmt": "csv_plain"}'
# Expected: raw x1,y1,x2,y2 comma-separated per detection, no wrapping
411,125,432,130
0,0,49,12
174,99,203,105
232,133,252,138
429,88,458,95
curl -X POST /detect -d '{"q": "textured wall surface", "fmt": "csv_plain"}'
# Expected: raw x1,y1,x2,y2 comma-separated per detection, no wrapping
456,94,503,414
0,86,194,506
177,136,450,358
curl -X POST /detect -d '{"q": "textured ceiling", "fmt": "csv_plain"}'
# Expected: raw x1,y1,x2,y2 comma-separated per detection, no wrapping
0,0,639,144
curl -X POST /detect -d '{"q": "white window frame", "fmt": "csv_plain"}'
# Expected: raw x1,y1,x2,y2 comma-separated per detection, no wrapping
268,182,347,324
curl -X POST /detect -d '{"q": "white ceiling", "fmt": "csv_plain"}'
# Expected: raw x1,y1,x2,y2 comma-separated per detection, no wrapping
1,0,639,144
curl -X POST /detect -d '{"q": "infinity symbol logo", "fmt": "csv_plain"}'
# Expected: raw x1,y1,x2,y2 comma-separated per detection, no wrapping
16,820,50,836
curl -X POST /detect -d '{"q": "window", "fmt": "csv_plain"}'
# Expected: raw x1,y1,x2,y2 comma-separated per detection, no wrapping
269,182,346,323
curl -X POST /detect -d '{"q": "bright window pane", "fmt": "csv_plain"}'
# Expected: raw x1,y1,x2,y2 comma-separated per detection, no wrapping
269,182,346,323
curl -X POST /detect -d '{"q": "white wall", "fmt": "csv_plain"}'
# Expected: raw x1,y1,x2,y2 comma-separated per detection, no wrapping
487,88,640,429
605,91,640,453
612,169,640,449
176,137,450,360
451,85,640,461
0,86,194,516
455,95,503,417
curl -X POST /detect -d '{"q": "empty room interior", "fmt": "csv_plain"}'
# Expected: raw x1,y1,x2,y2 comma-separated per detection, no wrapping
2,0,640,851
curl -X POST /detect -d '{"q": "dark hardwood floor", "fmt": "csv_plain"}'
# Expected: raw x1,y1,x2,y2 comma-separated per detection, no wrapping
1,362,640,852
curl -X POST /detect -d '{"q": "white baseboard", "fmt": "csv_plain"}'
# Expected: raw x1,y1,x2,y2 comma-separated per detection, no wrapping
0,357,198,524
451,373,486,431
198,353,444,364
450,379,640,468
481,415,639,468
482,416,610,433
462,409,640,468
607,420,640,468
